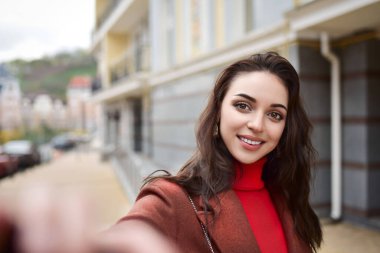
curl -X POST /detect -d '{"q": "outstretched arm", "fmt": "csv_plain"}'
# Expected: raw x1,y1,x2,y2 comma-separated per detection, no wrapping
0,187,180,253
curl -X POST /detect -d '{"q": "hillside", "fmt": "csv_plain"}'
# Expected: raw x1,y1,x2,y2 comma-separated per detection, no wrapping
8,50,97,101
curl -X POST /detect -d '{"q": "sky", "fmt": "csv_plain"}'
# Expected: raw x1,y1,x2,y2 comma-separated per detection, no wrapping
0,0,95,63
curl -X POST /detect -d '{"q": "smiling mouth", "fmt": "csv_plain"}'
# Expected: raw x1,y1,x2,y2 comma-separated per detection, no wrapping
238,136,263,145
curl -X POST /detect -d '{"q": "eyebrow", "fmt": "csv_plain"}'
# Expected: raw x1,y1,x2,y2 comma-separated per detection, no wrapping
234,93,288,111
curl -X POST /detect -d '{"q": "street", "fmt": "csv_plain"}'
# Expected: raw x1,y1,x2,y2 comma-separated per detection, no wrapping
0,149,379,252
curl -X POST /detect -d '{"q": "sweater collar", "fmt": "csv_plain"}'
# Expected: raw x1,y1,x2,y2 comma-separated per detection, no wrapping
233,157,267,191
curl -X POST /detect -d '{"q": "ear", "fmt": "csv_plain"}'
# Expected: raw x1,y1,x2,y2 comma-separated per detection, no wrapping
216,111,221,125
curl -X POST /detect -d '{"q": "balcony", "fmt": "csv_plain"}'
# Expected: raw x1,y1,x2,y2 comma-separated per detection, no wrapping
92,0,148,52
96,0,122,30
287,0,380,38
109,45,150,85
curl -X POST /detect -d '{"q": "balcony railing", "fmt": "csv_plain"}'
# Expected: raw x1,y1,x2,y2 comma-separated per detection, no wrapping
96,0,122,30
293,0,315,8
109,45,150,84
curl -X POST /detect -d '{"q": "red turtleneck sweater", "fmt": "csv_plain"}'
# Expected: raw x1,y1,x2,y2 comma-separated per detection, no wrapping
233,158,288,253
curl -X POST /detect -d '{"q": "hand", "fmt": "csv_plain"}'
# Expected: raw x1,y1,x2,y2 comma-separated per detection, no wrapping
0,187,180,253
94,220,180,253
0,187,96,253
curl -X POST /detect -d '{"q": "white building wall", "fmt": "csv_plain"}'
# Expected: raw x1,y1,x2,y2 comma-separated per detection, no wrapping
200,0,215,52
0,77,23,130
32,94,53,125
182,0,192,61
252,0,293,30
150,0,165,72
224,0,246,44
67,87,94,131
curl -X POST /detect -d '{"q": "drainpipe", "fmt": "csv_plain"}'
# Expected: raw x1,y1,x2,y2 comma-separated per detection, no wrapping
321,32,342,221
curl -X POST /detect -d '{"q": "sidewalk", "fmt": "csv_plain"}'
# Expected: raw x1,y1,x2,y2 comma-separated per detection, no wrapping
0,149,379,252
321,219,380,253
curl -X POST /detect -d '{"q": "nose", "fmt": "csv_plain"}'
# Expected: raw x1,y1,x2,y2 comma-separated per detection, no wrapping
247,112,264,133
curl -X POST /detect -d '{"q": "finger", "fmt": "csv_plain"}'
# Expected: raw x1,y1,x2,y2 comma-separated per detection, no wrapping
92,221,180,253
53,193,95,253
16,187,57,253
15,187,95,253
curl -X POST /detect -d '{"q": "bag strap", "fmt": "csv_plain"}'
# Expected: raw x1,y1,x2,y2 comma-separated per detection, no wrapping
187,195,215,253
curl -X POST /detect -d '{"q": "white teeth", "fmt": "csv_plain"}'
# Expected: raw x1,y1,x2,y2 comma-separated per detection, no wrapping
240,137,262,145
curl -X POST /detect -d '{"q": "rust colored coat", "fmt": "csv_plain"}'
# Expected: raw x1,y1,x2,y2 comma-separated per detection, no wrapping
118,179,311,253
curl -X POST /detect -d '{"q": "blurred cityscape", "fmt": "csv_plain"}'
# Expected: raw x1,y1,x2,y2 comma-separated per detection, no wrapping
0,0,380,252
0,54,99,175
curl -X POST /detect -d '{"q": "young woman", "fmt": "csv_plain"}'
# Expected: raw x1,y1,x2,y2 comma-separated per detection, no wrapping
0,52,322,253
106,52,322,253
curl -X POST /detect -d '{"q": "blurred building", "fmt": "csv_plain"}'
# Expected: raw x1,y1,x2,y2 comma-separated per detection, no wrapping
21,97,34,129
33,94,53,119
66,76,96,133
91,0,380,227
0,64,23,131
22,94,68,130
50,99,68,130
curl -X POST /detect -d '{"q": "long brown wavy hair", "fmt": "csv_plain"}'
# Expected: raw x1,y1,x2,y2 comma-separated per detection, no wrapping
145,52,322,251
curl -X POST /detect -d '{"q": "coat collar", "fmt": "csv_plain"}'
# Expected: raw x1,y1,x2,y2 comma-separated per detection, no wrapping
193,189,311,253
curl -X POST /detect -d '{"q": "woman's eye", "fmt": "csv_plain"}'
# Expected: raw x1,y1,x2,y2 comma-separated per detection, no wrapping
234,102,250,111
268,112,283,121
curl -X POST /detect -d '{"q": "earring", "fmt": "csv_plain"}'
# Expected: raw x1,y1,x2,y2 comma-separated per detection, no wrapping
213,124,219,137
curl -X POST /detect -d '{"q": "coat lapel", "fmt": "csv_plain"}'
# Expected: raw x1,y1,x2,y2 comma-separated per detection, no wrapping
269,192,312,253
194,190,261,253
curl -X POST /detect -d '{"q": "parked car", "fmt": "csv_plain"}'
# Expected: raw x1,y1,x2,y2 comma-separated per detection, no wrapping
0,153,18,178
51,135,76,151
3,140,41,169
68,132,92,144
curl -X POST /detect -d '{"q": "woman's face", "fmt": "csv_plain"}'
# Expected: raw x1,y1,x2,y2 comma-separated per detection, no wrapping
219,71,288,164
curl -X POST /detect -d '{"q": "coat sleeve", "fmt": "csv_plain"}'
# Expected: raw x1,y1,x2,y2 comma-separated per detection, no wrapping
115,179,210,252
